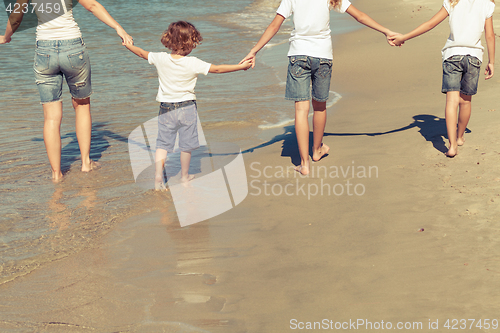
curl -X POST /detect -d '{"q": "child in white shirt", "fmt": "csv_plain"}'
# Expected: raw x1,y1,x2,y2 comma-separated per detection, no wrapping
125,21,251,190
392,0,495,157
241,0,399,175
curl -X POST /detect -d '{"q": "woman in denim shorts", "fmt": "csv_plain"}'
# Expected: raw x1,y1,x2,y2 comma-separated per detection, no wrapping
1,0,133,181
242,0,398,174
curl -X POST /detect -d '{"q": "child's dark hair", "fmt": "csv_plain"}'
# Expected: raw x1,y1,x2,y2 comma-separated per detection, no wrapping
161,21,203,55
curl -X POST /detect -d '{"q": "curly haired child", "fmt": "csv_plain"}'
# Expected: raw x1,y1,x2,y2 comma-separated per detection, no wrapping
125,21,251,190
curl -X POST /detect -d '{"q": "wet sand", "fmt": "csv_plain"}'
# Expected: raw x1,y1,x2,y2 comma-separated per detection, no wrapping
1,0,500,331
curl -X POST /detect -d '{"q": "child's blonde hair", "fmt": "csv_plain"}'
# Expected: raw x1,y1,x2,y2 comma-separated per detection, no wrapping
329,0,342,11
161,21,203,56
450,0,494,6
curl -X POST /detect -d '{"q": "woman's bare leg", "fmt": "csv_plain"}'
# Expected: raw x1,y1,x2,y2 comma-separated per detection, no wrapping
43,101,64,181
72,97,97,171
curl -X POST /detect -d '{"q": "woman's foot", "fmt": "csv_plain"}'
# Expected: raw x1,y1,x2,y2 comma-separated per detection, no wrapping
82,160,101,172
457,136,465,146
312,143,330,162
52,171,64,183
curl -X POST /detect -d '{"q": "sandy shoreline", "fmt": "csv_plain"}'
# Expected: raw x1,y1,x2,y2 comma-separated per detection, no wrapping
1,0,500,331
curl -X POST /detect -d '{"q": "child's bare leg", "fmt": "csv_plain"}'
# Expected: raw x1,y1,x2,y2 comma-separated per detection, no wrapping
294,100,310,175
43,101,64,182
72,97,98,172
311,99,330,162
155,148,168,190
457,93,472,146
445,91,460,157
180,151,194,182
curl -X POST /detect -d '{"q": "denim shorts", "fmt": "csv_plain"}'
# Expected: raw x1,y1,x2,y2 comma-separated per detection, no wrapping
34,37,92,104
285,55,333,102
156,100,199,153
442,55,481,96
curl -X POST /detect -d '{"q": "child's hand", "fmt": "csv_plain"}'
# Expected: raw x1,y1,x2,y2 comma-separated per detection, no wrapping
0,35,11,44
485,63,494,80
124,38,134,47
240,51,257,69
116,27,133,46
240,59,252,71
389,34,405,47
386,32,403,47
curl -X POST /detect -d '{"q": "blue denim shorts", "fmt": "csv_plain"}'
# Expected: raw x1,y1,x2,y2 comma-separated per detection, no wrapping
442,55,481,96
285,55,333,102
156,100,199,153
34,37,92,104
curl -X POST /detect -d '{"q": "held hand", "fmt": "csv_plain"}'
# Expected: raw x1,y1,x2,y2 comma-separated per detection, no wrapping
240,51,256,69
389,34,406,47
116,27,133,46
240,59,252,71
385,31,399,46
123,38,134,46
485,63,494,80
0,35,11,44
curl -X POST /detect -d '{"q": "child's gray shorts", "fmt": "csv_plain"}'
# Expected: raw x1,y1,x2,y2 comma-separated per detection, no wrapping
156,100,199,153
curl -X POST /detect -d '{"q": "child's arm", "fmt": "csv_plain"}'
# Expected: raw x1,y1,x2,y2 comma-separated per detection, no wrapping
346,5,401,46
484,16,495,80
124,43,150,60
209,60,252,74
240,14,286,68
391,7,449,46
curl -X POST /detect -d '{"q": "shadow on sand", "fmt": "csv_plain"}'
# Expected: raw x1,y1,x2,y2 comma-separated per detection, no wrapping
240,114,470,166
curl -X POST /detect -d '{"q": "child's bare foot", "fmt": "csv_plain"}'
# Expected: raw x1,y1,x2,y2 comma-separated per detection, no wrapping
155,181,169,191
294,162,310,176
82,160,101,172
312,143,330,162
457,136,465,146
181,174,195,183
445,145,458,158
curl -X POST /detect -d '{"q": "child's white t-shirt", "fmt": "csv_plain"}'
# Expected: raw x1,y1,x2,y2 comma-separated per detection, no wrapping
148,53,211,103
442,0,495,62
276,0,352,59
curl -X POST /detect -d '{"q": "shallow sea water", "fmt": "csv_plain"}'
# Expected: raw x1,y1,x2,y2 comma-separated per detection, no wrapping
0,0,359,285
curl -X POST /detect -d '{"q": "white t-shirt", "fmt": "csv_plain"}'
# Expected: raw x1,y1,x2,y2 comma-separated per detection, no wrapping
442,0,495,62
33,0,82,40
148,52,211,103
276,0,352,59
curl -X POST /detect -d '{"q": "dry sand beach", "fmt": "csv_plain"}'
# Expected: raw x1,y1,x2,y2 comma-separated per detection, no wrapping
1,0,500,331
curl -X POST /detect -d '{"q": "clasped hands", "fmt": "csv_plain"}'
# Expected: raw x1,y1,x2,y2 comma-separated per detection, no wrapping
387,32,405,47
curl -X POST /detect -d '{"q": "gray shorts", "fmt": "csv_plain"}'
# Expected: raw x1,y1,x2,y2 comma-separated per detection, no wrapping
156,100,199,153
442,55,481,96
